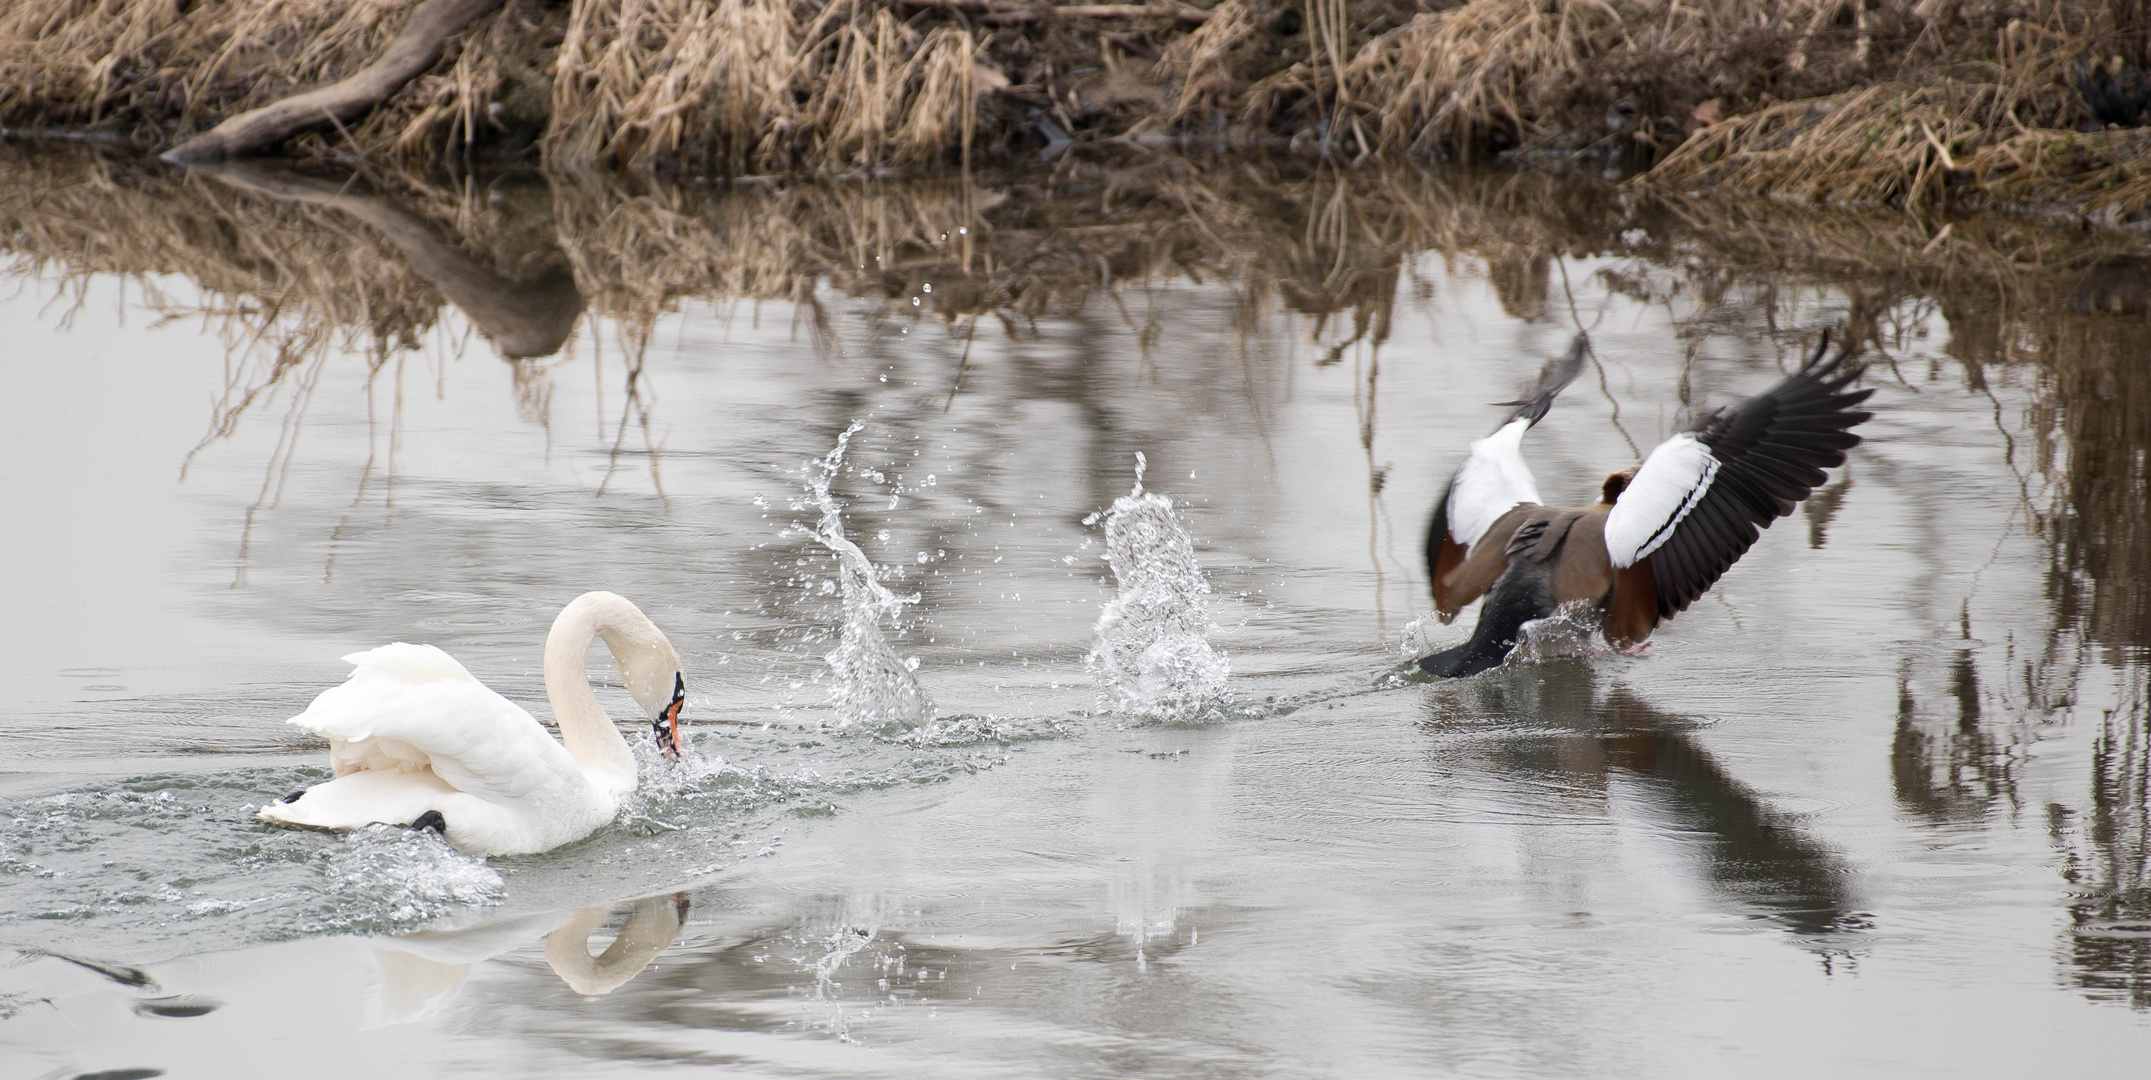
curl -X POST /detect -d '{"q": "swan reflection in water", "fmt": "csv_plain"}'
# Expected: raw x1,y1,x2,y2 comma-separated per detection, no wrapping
369,892,689,1026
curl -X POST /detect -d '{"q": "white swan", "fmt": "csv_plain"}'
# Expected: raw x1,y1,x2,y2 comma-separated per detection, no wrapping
259,591,687,857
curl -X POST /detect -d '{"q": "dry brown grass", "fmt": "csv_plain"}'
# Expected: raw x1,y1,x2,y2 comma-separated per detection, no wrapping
1239,0,1876,156
0,0,486,151
1969,124,2151,215
1152,0,1256,127
1,0,1002,170
1644,7,2101,208
1649,81,2005,207
8,0,2151,220
547,0,800,168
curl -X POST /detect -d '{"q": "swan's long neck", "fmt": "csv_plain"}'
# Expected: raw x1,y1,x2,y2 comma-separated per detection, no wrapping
542,592,672,791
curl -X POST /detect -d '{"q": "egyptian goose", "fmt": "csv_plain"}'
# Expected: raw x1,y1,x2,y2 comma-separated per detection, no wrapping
1419,332,1872,677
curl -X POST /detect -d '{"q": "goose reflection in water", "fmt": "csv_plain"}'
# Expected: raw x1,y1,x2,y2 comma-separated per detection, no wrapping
1431,666,1865,944
369,893,689,1026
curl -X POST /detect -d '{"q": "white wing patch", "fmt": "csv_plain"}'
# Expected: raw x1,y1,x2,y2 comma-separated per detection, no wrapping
1605,433,1720,567
1448,418,1542,551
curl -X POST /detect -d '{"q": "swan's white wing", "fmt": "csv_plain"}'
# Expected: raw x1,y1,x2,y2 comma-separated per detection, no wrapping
289,642,579,806
1603,340,1872,631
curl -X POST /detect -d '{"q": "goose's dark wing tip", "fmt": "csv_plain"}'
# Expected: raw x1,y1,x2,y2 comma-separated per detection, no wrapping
1636,330,1875,617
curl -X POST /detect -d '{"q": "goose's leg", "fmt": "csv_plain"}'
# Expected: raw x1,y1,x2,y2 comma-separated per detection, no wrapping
281,788,308,804
409,810,447,835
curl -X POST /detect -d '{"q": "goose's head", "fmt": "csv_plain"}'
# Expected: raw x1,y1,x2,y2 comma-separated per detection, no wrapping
1600,467,1640,505
618,636,687,760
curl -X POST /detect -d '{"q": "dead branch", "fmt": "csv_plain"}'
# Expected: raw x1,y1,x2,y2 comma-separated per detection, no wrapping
163,0,506,164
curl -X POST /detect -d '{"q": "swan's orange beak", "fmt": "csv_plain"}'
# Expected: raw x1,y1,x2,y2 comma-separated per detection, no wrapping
655,673,686,760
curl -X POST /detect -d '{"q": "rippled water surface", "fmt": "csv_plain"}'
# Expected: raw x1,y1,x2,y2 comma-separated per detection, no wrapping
2,150,2148,1077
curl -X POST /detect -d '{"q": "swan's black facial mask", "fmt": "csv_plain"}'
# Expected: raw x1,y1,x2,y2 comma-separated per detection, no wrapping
655,672,686,760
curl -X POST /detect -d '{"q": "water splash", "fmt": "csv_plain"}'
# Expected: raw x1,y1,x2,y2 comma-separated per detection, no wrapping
1510,602,1621,665
1401,602,1622,677
0,777,501,948
804,423,934,732
1087,454,1230,720
1398,612,1440,658
801,923,878,1042
317,827,505,930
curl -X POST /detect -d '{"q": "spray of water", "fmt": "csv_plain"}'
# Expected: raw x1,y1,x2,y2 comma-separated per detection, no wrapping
1510,601,1621,664
805,423,934,732
1087,454,1230,720
801,923,878,1042
319,826,505,929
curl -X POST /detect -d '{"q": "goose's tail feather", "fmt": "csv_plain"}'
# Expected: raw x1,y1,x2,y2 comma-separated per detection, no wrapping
1493,333,1590,428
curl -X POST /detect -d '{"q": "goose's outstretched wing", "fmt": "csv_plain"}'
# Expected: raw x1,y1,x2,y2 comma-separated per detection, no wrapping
1603,335,1872,641
285,642,577,805
1427,335,1589,619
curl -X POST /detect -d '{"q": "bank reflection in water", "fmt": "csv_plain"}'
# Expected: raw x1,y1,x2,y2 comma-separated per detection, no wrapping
372,893,689,1026
2058,680,2151,1009
196,162,585,362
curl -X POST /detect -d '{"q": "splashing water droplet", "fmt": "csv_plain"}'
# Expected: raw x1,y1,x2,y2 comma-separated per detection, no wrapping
806,424,934,732
1086,457,1228,720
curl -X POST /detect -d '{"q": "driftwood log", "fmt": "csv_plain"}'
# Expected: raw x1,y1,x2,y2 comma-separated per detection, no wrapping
163,0,505,164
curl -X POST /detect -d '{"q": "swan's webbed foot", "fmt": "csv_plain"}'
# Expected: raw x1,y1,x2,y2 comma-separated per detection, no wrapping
281,788,308,804
409,810,447,835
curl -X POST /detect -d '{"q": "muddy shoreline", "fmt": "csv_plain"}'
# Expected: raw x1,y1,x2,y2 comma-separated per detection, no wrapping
7,1,2151,224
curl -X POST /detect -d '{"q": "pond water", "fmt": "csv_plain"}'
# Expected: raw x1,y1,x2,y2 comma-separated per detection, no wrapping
1,150,2148,1078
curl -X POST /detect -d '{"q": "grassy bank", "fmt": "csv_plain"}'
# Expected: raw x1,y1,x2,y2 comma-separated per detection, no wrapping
5,1,2151,218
